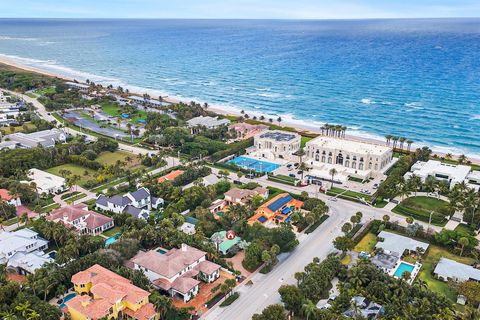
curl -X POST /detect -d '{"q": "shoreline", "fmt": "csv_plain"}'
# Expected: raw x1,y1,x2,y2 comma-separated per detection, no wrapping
0,56,478,163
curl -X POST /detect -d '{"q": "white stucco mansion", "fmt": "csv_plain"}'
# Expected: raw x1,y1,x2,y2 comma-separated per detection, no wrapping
248,130,301,161
305,136,394,181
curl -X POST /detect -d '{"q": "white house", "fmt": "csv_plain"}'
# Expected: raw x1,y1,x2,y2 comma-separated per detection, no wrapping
0,228,52,274
405,160,480,191
305,136,394,182
186,116,230,134
95,187,163,220
0,188,21,206
6,128,66,149
434,258,480,282
27,168,67,194
249,130,301,161
130,244,221,302
66,81,90,92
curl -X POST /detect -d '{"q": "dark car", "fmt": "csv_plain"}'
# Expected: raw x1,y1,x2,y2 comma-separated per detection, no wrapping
297,170,303,175
289,173,296,178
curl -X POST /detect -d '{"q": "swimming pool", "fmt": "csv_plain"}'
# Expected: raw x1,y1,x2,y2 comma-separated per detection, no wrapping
105,233,121,246
393,262,415,278
59,292,77,309
156,248,167,254
227,156,281,173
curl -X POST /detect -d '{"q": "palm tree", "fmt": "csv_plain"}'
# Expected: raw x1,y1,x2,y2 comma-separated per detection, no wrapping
151,294,172,320
392,136,399,150
458,237,469,256
277,117,282,126
406,139,414,152
329,168,337,189
399,137,406,151
301,299,317,320
458,154,467,164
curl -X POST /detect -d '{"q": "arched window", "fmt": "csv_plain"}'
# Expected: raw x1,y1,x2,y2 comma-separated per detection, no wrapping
375,163,378,170
328,157,332,164
359,163,364,170
368,162,372,169
321,156,326,162
345,160,350,167
352,161,356,169
315,154,320,161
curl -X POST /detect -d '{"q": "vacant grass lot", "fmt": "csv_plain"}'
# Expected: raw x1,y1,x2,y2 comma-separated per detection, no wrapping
353,232,378,253
419,245,475,302
393,196,449,226
0,122,36,135
47,164,97,187
96,150,143,169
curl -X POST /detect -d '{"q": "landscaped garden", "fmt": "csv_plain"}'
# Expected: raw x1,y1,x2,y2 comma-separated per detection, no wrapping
418,245,475,302
392,196,450,226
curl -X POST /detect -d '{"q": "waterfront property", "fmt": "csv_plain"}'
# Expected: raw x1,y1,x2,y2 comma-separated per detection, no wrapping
228,122,268,140
130,244,221,302
405,160,480,191
66,264,157,320
95,187,163,220
66,81,89,92
248,130,301,161
47,204,114,236
6,128,66,149
26,168,67,194
248,193,303,226
433,258,480,282
227,155,281,173
186,116,230,134
0,228,52,275
305,136,394,182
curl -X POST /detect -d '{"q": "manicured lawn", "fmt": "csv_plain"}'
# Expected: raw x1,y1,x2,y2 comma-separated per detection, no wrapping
353,232,378,253
454,223,475,236
300,136,312,148
0,122,36,135
65,193,86,204
96,150,143,169
102,226,122,237
35,86,56,96
101,103,147,125
393,196,449,226
47,164,97,187
419,245,475,302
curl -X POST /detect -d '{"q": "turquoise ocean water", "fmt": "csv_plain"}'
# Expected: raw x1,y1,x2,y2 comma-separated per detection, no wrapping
0,19,478,156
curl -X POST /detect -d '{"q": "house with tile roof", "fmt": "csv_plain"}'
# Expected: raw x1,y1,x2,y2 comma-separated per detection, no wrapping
248,193,303,226
0,228,52,275
209,187,269,218
67,264,157,320
130,244,221,302
47,204,114,236
95,187,163,220
0,188,21,206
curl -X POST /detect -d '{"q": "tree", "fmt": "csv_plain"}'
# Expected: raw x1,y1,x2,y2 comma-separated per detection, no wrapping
329,168,337,189
279,285,304,315
382,215,390,223
406,216,414,225
455,281,480,308
341,222,352,234
252,304,287,320
301,299,317,320
333,236,354,253
350,215,360,226
459,237,469,256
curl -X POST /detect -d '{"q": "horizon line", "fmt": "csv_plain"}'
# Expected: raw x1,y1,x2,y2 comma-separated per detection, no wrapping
0,17,479,21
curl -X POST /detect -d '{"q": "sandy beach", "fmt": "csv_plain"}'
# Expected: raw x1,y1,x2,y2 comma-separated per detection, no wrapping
0,56,477,163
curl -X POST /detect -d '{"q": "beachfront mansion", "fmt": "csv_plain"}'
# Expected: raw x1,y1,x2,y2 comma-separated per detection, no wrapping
305,136,394,182
247,130,301,161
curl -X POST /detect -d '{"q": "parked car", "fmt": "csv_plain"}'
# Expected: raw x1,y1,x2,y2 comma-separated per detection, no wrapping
289,173,296,178
297,170,303,175
245,173,255,179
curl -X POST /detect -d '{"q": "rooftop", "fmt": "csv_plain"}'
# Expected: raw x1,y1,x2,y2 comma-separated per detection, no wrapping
186,116,230,128
434,258,480,282
258,130,299,142
376,231,429,256
307,136,391,156
158,169,184,183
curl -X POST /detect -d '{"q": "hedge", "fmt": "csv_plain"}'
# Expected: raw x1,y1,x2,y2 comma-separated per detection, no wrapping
392,204,448,226
305,215,329,234
220,292,240,307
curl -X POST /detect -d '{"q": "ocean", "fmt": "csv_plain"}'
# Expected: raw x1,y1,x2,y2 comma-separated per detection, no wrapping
0,18,479,156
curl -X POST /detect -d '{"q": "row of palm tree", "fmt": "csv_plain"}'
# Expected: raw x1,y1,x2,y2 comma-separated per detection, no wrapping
320,123,347,138
239,110,283,126
385,135,414,152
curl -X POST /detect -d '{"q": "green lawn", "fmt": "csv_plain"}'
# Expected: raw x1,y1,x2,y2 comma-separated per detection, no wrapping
327,187,372,203
353,232,378,253
454,223,476,236
65,193,87,204
393,196,449,226
102,226,122,237
35,86,56,96
0,122,36,135
419,245,475,302
300,136,312,148
96,150,143,169
101,102,147,125
47,164,97,187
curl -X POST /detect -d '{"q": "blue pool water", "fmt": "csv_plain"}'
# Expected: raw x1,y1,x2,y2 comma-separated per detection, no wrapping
59,293,77,309
157,248,167,254
394,262,415,278
228,156,281,173
104,233,121,246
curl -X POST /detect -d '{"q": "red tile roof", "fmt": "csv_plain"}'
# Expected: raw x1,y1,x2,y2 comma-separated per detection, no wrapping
0,189,13,201
47,205,113,230
158,170,184,183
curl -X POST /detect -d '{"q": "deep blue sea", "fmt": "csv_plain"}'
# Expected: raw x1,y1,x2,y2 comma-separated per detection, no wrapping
0,19,479,156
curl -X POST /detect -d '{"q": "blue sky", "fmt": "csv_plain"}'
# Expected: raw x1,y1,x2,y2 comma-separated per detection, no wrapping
2,0,480,19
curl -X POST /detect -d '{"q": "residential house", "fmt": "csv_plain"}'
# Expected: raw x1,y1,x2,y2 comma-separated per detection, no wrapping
376,231,429,257
248,193,303,226
7,128,66,148
157,169,184,183
344,296,384,319
67,264,157,320
95,187,163,220
47,204,114,236
66,81,90,92
228,122,268,140
248,130,301,161
433,258,480,282
27,168,67,194
0,188,21,206
186,116,230,134
0,228,52,275
209,187,268,218
130,244,221,302
211,231,245,255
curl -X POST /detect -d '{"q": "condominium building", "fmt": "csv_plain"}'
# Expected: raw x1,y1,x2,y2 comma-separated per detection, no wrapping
305,136,394,181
